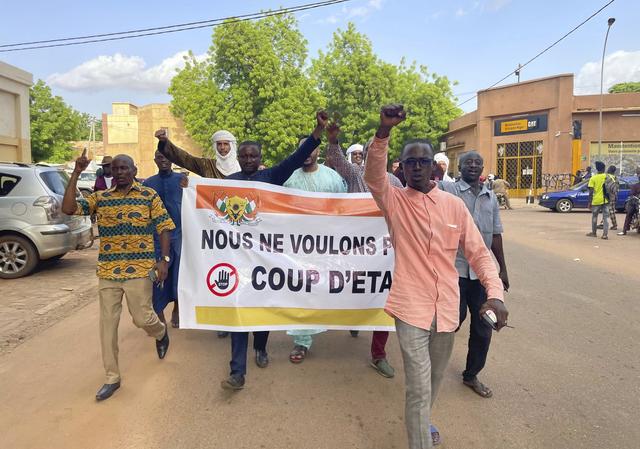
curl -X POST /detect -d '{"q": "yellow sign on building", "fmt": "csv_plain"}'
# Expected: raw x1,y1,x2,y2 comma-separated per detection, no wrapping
500,119,529,134
589,141,640,155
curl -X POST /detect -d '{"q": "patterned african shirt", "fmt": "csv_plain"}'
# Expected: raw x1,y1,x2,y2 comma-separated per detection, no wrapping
74,182,175,280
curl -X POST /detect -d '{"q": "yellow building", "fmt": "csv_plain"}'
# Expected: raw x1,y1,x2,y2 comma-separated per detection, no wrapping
0,61,33,163
103,102,203,177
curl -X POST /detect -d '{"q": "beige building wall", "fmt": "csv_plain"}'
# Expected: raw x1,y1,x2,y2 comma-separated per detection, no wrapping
0,61,33,163
104,103,203,178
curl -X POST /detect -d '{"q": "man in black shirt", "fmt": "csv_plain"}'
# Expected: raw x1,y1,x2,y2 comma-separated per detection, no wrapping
222,110,329,390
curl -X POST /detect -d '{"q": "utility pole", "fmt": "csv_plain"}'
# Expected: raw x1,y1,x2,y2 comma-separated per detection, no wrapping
515,64,521,83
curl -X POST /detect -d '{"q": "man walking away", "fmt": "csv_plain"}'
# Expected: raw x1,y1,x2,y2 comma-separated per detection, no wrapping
284,135,347,363
62,150,174,401
143,151,185,327
587,161,609,240
365,105,507,449
441,152,509,400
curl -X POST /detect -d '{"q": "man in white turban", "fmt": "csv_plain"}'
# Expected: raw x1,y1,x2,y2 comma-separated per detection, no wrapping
434,152,454,182
154,128,240,179
346,144,365,166
211,130,241,177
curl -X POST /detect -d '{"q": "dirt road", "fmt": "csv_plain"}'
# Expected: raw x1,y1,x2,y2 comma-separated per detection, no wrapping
1,206,638,449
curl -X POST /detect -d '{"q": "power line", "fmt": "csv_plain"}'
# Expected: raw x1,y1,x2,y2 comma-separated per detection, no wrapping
0,0,351,52
456,0,616,108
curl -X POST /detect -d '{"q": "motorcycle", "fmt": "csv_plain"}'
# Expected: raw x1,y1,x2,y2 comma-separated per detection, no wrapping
496,193,507,209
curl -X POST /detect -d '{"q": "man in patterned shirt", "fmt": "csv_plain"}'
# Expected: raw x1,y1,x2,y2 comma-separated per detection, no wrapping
62,150,176,402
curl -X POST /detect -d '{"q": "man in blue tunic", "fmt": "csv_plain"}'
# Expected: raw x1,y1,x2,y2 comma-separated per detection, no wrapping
143,151,185,328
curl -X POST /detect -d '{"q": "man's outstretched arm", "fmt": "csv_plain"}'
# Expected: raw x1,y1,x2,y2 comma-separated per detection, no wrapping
155,130,222,178
364,105,406,214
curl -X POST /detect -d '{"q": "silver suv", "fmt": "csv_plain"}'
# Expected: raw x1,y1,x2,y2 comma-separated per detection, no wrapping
0,163,94,279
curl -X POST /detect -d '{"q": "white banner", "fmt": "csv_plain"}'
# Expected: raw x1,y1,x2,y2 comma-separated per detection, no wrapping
178,178,395,331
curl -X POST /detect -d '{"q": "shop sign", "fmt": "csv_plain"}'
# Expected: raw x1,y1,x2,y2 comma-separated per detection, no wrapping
494,114,548,136
589,141,640,155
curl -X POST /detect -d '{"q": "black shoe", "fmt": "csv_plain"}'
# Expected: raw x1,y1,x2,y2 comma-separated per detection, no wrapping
255,349,269,368
350,330,359,337
156,327,169,359
217,331,229,338
221,375,245,390
96,382,120,401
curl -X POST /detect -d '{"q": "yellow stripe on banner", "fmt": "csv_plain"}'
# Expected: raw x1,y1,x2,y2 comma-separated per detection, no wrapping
195,307,394,327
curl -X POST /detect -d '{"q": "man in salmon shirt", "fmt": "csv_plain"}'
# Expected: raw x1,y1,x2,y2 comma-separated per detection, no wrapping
364,105,508,449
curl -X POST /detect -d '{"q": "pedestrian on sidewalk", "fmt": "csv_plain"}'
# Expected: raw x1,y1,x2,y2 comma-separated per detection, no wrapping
364,105,507,449
61,150,175,402
586,161,610,240
441,151,510,399
325,123,402,379
143,151,185,328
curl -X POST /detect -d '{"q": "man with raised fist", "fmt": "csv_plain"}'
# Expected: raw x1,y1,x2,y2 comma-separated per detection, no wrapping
364,105,508,449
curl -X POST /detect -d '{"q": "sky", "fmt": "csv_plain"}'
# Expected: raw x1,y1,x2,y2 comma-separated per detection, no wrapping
2,0,639,119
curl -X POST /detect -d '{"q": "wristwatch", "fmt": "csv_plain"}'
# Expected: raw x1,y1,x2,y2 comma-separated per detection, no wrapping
161,255,170,263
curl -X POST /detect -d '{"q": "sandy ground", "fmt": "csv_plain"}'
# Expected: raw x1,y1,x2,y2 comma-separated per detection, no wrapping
1,204,638,449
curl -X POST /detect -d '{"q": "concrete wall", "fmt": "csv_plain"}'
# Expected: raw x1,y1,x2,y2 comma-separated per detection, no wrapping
0,61,33,163
104,103,203,178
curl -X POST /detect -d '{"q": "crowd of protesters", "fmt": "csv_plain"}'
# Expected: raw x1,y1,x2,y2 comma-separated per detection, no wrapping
63,104,516,449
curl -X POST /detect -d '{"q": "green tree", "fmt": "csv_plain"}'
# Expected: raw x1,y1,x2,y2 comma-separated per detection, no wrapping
169,14,324,165
311,23,461,158
608,82,640,93
30,80,85,163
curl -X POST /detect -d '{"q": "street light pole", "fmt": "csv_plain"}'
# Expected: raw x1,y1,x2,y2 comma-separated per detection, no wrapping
598,17,615,155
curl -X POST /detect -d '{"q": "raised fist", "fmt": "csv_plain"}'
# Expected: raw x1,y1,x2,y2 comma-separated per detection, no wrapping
74,148,91,174
155,129,168,142
316,111,330,129
380,104,406,128
327,122,340,145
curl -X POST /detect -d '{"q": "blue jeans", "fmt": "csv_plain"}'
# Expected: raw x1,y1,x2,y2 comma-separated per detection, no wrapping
230,331,269,377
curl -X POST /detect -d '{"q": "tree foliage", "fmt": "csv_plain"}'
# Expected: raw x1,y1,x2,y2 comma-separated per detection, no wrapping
30,80,86,163
170,17,461,164
169,15,324,165
608,82,640,94
311,23,461,158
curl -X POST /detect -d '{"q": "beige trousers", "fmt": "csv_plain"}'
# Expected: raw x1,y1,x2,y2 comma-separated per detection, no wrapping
98,277,166,384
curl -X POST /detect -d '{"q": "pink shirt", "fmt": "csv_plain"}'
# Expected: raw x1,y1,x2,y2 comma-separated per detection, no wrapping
364,136,504,332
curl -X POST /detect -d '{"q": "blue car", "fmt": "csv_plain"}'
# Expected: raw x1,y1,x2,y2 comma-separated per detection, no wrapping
539,176,639,213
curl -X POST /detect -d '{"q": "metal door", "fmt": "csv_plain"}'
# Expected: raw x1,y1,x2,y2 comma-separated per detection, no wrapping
496,141,543,197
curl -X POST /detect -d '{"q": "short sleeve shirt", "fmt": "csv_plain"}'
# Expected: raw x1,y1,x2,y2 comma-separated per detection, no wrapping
440,180,503,280
588,173,608,206
74,182,175,280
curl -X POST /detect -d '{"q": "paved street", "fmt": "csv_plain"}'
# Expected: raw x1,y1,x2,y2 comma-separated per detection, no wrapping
1,203,638,449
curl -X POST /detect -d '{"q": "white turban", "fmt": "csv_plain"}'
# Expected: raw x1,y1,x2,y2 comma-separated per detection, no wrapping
346,144,364,164
434,152,454,182
212,130,240,177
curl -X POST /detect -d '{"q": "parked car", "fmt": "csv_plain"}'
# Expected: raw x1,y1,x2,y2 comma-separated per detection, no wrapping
539,176,639,213
0,163,94,279
76,171,96,196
